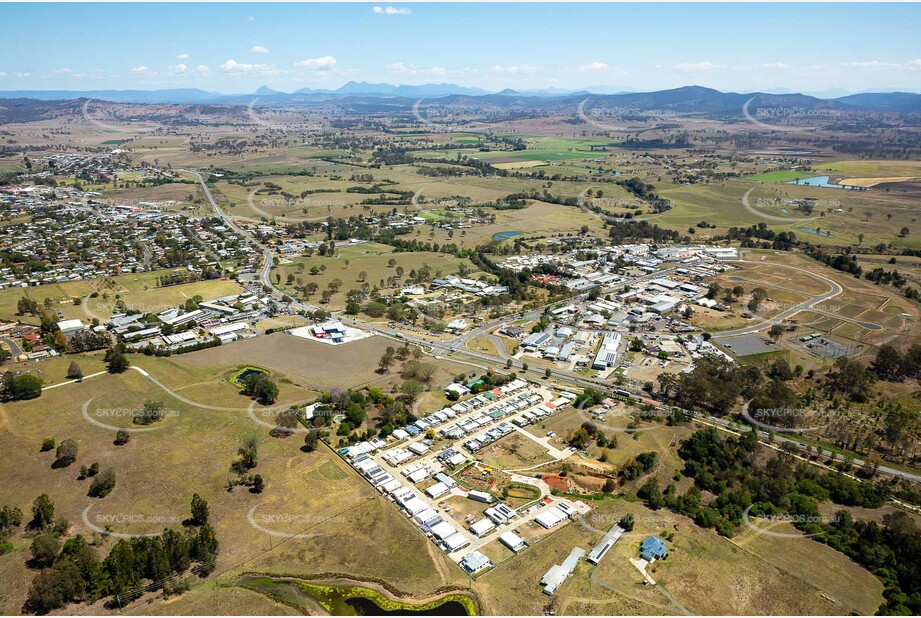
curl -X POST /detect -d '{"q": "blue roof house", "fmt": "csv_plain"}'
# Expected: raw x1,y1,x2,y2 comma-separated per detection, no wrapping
640,535,667,561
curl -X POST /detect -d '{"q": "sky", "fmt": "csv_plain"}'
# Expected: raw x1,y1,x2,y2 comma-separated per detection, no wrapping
2,3,920,95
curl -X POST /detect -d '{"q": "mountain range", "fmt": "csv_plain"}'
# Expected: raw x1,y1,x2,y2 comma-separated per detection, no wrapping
1,83,920,114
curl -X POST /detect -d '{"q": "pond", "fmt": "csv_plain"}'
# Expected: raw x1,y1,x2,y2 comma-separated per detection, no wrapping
799,227,833,237
492,230,523,241
232,366,268,386
785,175,855,190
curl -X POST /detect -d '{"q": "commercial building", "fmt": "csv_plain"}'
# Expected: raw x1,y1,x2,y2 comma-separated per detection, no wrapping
499,531,527,553
591,332,623,370
541,547,585,595
587,524,625,565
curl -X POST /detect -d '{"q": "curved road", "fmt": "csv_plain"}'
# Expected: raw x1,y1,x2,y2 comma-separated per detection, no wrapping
716,259,844,337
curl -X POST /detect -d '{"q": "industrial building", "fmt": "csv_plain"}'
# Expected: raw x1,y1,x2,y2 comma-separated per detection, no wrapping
541,547,585,595
586,524,625,564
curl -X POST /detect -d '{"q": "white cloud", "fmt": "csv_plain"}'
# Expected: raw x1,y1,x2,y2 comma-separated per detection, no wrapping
176,53,190,60
491,64,538,75
674,61,721,71
760,62,792,70
54,68,74,75
294,55,337,70
846,60,897,69
373,6,412,15
579,61,608,72
0,72,6,78
15,72,31,78
386,62,472,78
170,63,189,74
193,65,212,76
219,59,277,75
251,45,270,54
130,66,152,75
847,58,921,72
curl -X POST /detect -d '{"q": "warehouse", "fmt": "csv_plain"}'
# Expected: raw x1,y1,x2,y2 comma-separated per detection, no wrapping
591,331,623,370
425,482,450,499
535,507,567,529
499,531,527,553
541,547,585,595
467,490,494,504
586,524,624,564
469,518,496,537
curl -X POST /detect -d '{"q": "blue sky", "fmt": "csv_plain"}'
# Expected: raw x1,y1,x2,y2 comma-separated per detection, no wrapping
2,3,920,94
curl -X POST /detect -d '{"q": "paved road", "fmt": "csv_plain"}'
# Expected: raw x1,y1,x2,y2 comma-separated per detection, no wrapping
0,335,23,357
716,260,844,337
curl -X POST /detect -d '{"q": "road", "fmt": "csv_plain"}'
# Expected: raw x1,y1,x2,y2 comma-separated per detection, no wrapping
716,260,844,337
1,335,23,357
180,170,920,488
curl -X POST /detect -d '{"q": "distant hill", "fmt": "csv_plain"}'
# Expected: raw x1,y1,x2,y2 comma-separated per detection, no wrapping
0,84,918,115
835,92,921,113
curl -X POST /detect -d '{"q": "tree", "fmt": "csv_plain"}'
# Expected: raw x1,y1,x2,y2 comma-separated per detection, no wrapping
618,514,635,531
768,324,784,342
40,438,55,452
241,373,278,405
872,345,905,382
0,372,43,401
401,380,423,402
54,438,78,468
114,429,130,446
191,493,209,526
88,468,116,498
252,474,264,493
134,399,165,425
106,352,129,374
749,287,768,312
30,533,60,568
66,362,83,380
378,351,395,373
303,431,318,453
237,435,259,470
602,478,616,493
31,494,54,529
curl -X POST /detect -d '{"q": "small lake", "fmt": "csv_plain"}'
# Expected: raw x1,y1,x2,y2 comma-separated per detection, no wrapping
799,227,833,237
492,231,523,241
785,175,855,190
233,367,268,385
